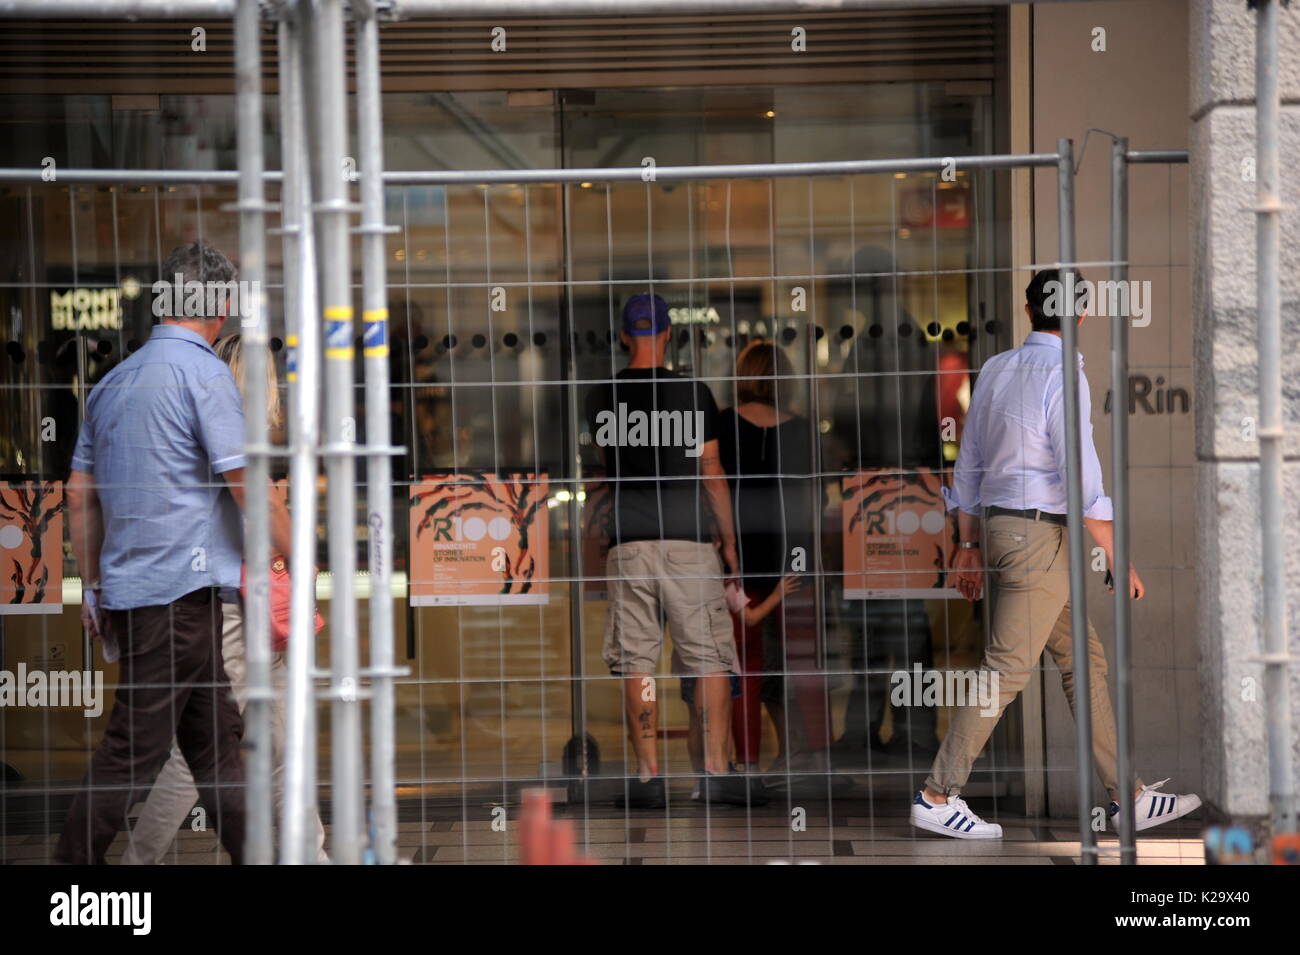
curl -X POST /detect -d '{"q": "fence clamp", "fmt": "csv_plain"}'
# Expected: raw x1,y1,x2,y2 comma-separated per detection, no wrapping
1248,652,1299,666
360,665,411,680
319,442,408,457
317,685,374,702
221,198,281,214
351,222,401,236
313,198,362,214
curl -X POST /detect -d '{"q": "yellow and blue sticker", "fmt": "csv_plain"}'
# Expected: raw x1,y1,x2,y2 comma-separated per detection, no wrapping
363,308,389,358
324,305,354,360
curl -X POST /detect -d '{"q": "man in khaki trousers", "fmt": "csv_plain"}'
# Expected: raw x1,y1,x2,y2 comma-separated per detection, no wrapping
909,269,1201,840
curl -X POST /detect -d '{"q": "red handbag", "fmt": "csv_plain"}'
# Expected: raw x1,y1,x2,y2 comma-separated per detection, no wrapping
241,556,325,653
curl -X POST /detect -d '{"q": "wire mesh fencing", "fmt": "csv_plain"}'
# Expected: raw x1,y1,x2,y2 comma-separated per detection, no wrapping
3,151,1150,864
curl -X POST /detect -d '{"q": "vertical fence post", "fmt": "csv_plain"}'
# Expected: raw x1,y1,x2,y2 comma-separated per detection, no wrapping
235,0,274,866
561,182,591,803
1109,136,1136,864
355,0,401,865
1253,0,1296,837
278,0,325,865
1056,138,1097,864
804,233,826,797
308,0,364,865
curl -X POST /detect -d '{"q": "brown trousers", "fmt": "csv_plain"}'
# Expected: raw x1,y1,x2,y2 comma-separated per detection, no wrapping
925,515,1138,804
55,587,246,864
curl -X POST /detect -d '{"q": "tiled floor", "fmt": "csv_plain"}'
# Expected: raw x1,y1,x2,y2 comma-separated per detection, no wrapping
2,798,1208,865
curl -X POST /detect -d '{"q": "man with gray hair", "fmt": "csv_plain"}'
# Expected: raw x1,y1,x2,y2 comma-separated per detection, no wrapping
56,241,293,864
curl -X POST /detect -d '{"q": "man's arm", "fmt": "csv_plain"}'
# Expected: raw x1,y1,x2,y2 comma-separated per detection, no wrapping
222,467,294,561
1046,367,1141,598
945,372,985,601
1046,366,1114,523
699,438,738,576
1084,516,1114,564
67,468,105,635
950,507,984,601
944,369,984,516
193,368,293,555
67,468,103,588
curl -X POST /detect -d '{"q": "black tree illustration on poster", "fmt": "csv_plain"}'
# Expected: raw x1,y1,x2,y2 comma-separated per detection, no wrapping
843,471,956,591
411,471,547,595
844,472,935,534
0,481,65,604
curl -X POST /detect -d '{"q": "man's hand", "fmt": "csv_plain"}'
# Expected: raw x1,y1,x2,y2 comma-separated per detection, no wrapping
80,601,100,640
81,588,103,640
950,546,983,602
1086,520,1147,600
1129,565,1145,600
1106,563,1146,601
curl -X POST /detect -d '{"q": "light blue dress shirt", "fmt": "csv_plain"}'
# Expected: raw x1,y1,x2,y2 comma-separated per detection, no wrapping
71,324,247,610
944,330,1113,522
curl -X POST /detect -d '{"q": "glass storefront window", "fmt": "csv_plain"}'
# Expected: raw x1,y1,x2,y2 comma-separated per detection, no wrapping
1,76,1022,809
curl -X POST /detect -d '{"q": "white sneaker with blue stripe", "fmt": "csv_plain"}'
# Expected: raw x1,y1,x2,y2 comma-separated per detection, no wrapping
910,791,1003,839
1109,779,1201,831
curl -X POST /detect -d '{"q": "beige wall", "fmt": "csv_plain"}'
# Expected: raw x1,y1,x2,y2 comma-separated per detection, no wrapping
1027,0,1196,817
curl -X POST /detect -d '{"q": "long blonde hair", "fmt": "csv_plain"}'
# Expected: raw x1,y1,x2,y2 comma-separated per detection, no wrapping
214,334,283,430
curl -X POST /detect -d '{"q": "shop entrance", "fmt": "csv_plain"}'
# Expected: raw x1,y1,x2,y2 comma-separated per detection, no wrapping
544,84,1021,808
0,79,1029,824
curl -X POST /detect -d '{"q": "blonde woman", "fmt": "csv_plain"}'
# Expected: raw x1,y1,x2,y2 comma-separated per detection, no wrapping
122,335,329,864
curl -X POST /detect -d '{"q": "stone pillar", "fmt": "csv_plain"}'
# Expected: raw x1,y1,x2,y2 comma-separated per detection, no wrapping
1190,0,1300,820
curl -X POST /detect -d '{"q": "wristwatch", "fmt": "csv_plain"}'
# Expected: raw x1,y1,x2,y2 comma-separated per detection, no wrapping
958,541,980,550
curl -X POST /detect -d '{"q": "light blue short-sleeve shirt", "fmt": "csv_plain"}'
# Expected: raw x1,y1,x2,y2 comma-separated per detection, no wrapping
72,324,247,610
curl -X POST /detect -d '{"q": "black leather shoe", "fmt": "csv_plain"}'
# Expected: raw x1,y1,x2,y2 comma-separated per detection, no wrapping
702,773,770,807
614,776,666,809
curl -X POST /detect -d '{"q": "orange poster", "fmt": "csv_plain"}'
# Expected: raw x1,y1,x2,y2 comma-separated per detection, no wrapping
409,472,549,606
842,469,958,600
0,480,65,614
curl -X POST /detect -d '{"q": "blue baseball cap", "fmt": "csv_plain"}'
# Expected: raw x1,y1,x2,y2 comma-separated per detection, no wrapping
621,293,671,337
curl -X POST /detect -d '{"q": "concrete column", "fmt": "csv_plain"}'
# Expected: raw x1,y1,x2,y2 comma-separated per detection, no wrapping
1190,0,1300,819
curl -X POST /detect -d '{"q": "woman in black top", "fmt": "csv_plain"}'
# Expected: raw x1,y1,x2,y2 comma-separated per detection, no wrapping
719,341,830,774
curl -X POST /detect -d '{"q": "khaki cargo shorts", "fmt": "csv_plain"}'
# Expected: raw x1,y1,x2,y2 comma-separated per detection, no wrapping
602,539,737,676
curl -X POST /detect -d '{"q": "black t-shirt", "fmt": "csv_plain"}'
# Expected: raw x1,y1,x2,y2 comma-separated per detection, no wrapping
584,367,721,544
718,409,816,596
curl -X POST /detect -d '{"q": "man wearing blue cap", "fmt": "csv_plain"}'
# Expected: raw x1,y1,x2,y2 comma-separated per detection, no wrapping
585,293,758,809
